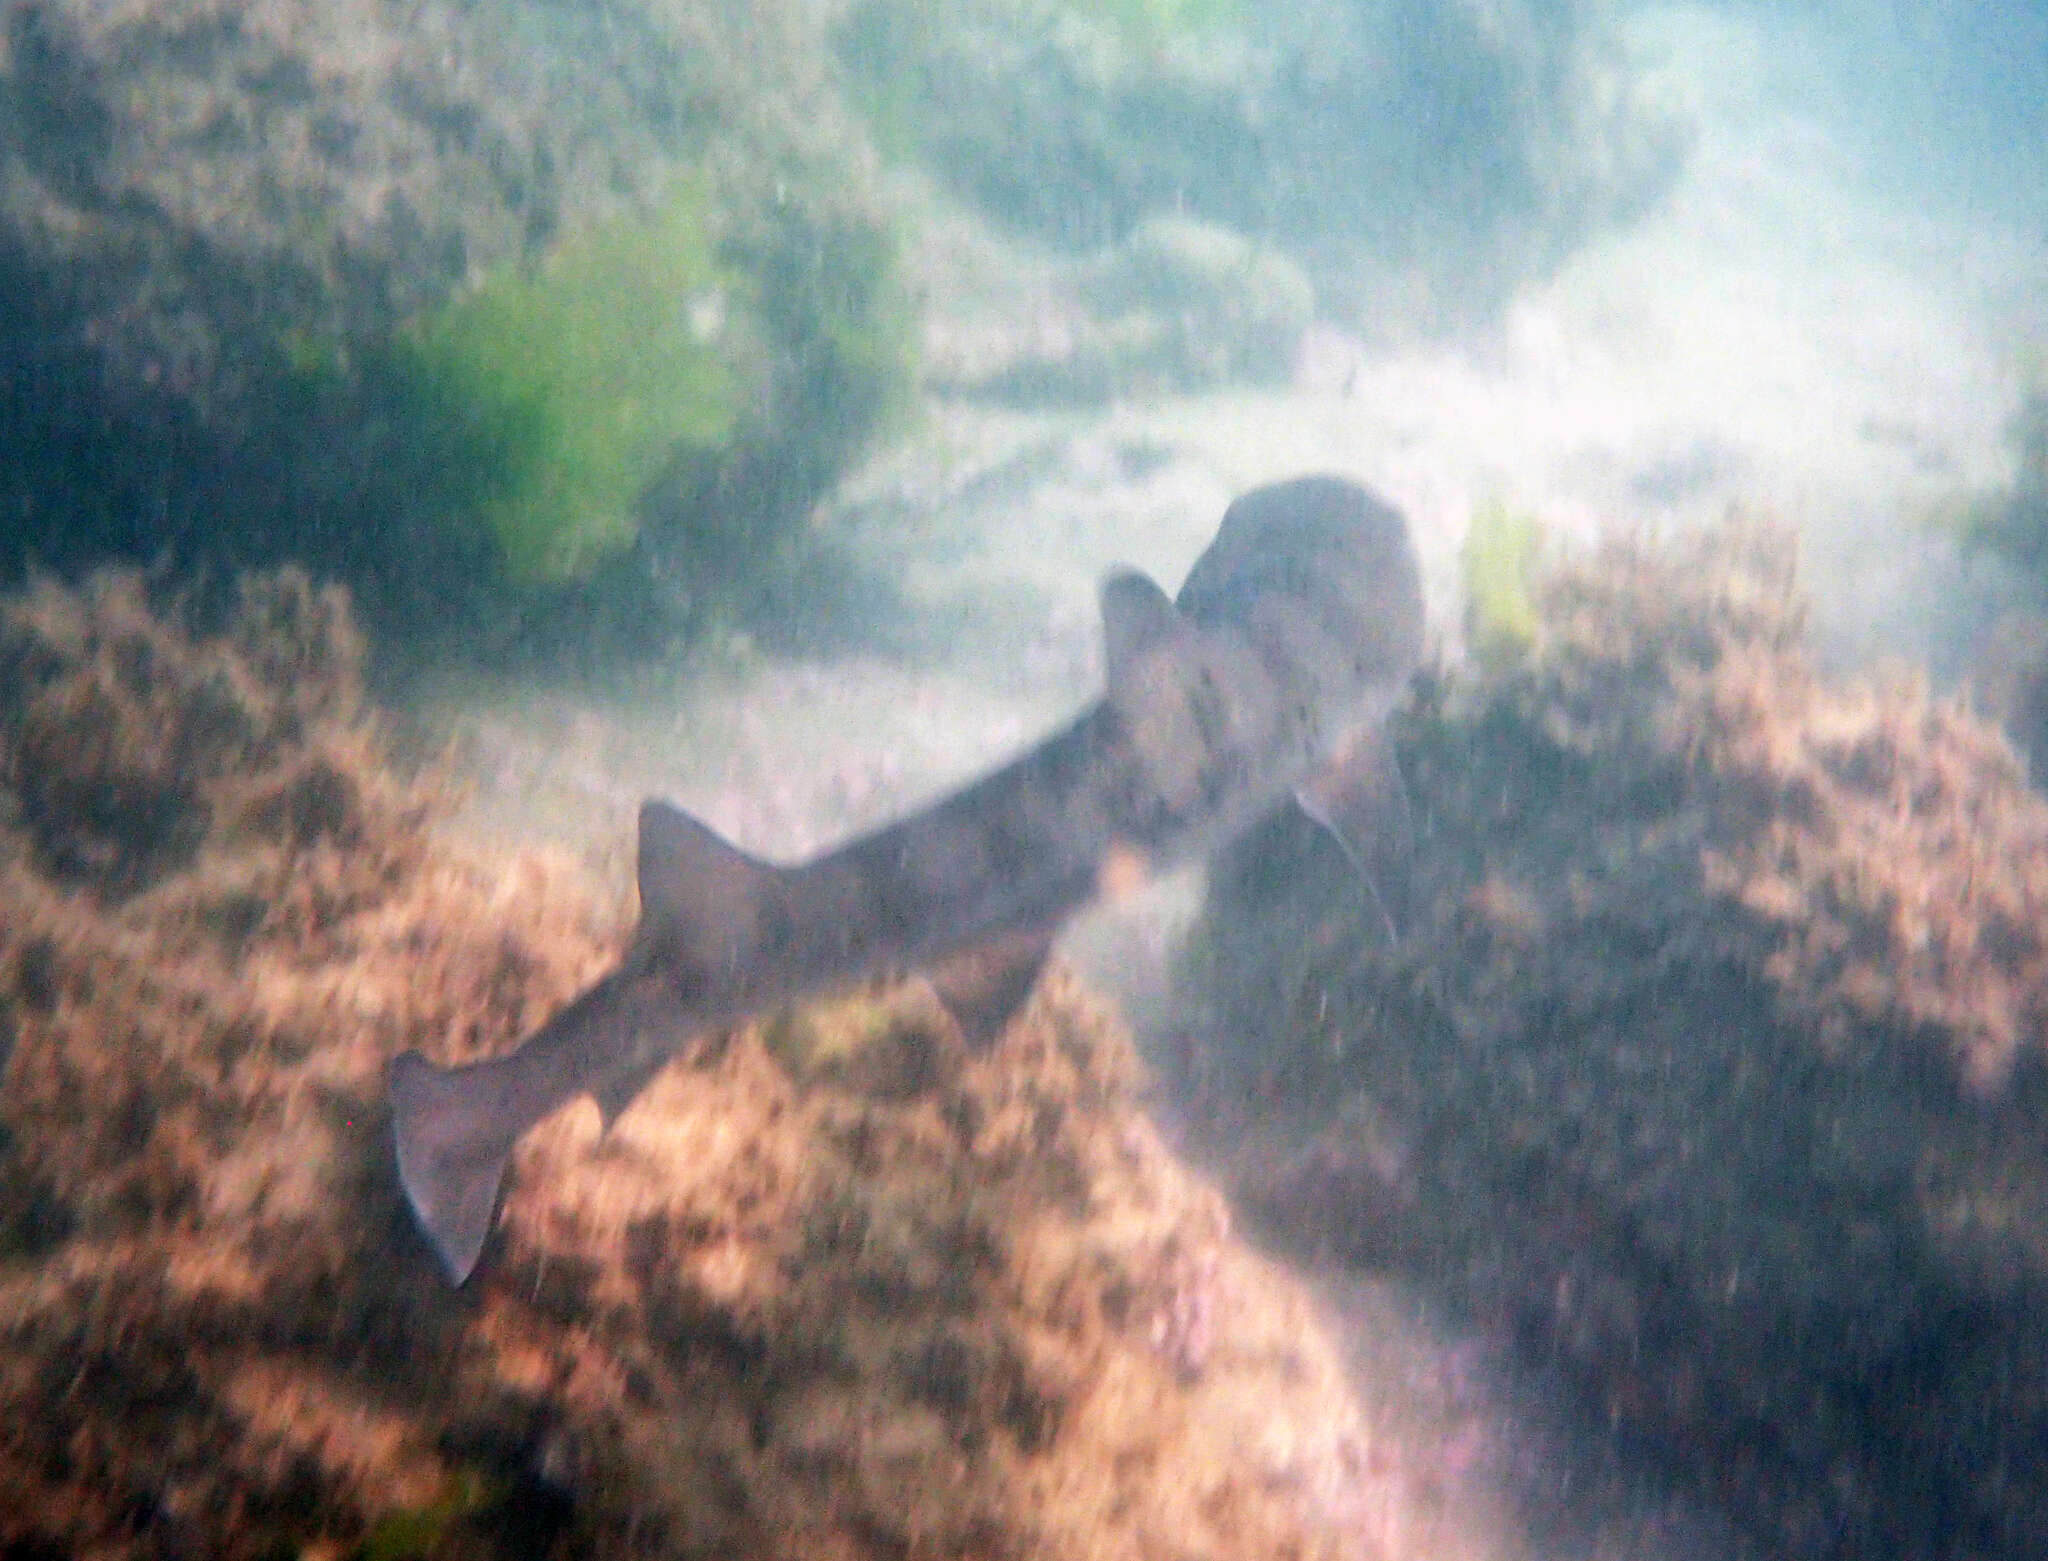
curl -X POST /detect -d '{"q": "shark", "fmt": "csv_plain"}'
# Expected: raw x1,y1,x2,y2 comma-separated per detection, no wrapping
390,474,1425,1283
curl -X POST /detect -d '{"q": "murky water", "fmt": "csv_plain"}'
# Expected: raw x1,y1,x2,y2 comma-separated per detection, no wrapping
404,7,2045,1557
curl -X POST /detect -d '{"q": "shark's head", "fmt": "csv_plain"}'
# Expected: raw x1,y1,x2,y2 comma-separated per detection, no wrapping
1095,475,1423,858
1175,474,1424,737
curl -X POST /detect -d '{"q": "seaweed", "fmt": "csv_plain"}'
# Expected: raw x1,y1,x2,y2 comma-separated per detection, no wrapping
0,566,1381,1559
1459,496,1543,668
394,186,743,586
1182,518,2048,1556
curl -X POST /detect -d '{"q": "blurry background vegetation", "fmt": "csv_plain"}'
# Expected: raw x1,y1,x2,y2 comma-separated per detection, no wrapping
0,0,1683,670
1967,368,2048,580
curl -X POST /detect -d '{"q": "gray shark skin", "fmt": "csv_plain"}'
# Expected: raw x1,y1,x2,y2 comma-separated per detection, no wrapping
389,475,1424,1283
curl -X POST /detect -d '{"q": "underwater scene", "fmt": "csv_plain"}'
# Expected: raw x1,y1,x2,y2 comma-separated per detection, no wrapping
1,0,2045,1556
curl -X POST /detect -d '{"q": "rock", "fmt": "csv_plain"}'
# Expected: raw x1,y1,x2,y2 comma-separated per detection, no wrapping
0,0,909,655
1084,214,1316,390
1182,521,2048,1557
0,564,1384,1560
841,0,1692,332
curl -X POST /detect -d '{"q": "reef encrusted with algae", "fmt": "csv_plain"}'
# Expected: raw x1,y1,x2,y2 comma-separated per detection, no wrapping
1181,520,2048,1558
0,568,1381,1558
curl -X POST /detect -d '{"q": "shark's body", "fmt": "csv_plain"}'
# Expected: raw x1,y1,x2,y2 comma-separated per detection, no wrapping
390,475,1425,1282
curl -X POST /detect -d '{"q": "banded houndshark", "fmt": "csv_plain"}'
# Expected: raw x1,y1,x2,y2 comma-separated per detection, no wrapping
390,474,1424,1283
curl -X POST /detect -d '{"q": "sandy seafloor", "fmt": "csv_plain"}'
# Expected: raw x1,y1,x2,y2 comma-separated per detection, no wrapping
400,6,2048,1558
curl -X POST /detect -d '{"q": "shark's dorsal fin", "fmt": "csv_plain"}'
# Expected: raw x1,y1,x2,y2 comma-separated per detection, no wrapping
1100,569,1186,693
637,799,786,981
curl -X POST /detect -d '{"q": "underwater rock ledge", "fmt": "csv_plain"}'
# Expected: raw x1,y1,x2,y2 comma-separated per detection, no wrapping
0,567,1382,1559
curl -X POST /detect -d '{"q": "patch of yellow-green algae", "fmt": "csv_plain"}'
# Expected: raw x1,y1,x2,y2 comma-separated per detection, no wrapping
0,568,1383,1558
400,187,743,585
1457,496,1542,670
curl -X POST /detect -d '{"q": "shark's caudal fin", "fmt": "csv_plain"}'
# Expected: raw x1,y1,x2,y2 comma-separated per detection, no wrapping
391,962,693,1283
388,1049,520,1284
390,962,657,1282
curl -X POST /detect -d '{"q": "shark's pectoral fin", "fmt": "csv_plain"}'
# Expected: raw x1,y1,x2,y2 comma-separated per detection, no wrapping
926,923,1056,1051
1295,725,1415,942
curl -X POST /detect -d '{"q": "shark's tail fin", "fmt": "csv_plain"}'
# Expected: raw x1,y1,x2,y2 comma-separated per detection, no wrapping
391,964,685,1285
388,1049,521,1285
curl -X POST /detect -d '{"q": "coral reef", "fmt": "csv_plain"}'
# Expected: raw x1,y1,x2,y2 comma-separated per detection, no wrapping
0,568,1378,1558
1181,520,2048,1557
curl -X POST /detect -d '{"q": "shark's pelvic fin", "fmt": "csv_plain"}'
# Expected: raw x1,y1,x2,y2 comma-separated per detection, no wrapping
926,922,1056,1050
389,1049,517,1285
591,1053,673,1127
637,799,787,977
1295,724,1415,942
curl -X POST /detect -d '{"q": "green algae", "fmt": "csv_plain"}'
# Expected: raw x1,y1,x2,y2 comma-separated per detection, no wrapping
1461,496,1543,667
353,1469,498,1561
380,176,917,604
402,188,743,585
253,172,915,653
